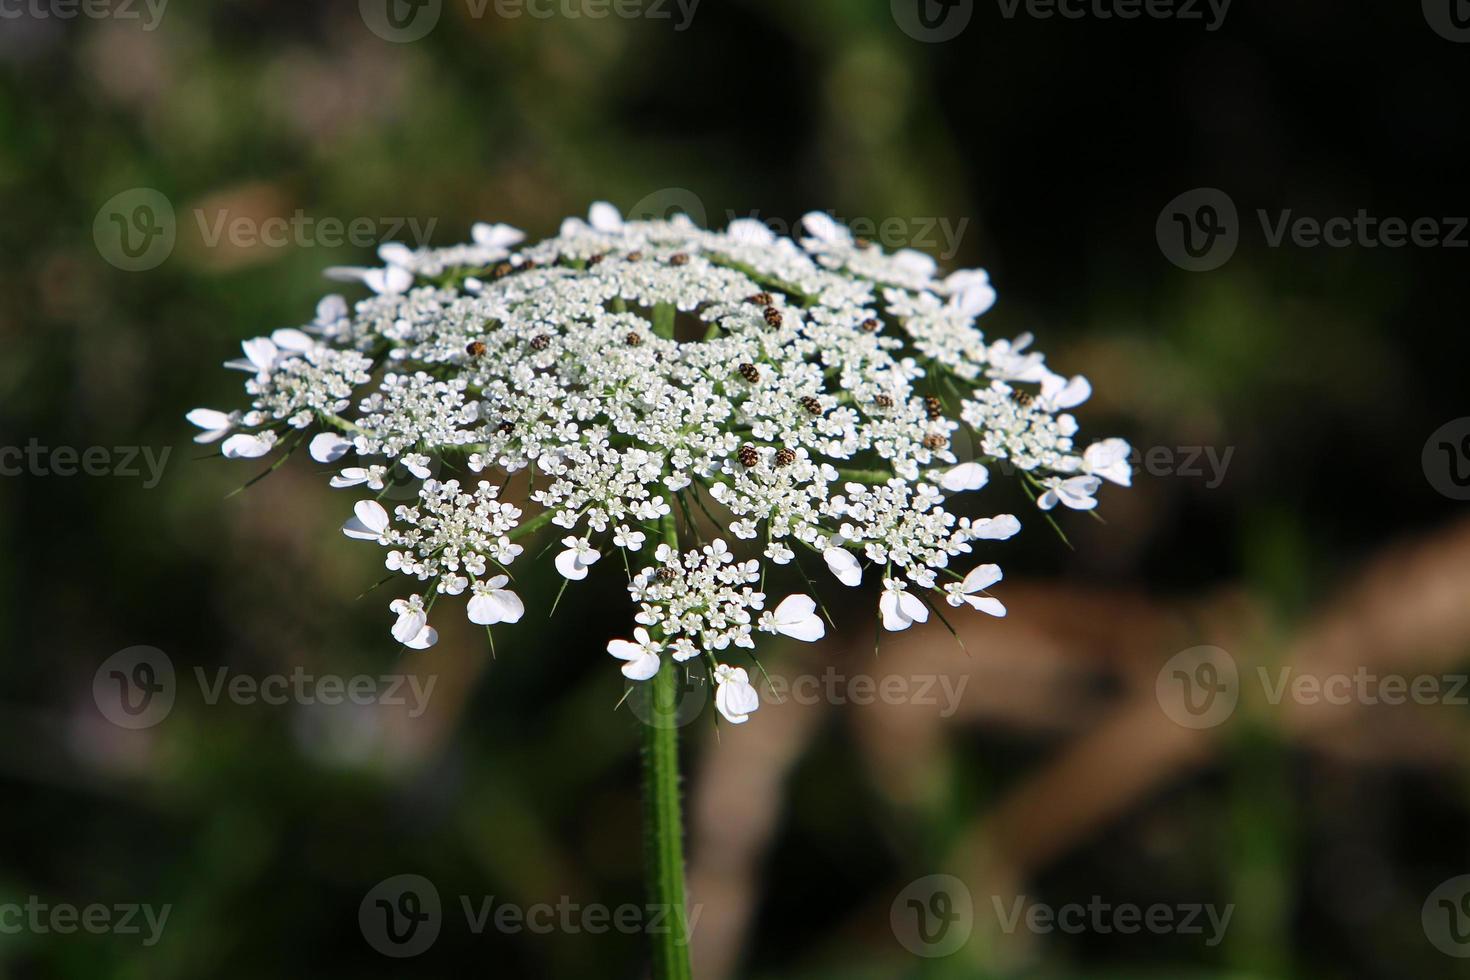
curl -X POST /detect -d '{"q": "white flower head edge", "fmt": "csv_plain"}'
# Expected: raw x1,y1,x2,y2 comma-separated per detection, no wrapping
194,202,1131,726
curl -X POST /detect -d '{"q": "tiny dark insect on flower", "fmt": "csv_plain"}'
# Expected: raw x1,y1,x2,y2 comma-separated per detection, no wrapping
587,254,605,267
764,307,783,328
738,363,760,383
775,447,797,467
800,396,823,416
492,262,515,279
669,253,690,266
465,341,488,357
861,318,881,333
747,292,774,306
925,395,944,420
530,335,551,351
626,251,644,262
497,420,515,434
625,333,644,347
855,237,874,249
923,433,948,450
656,566,679,583
873,394,894,409
1011,389,1034,407
738,445,760,467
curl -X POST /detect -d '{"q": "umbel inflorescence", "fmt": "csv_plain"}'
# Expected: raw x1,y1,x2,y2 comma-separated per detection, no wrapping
190,203,1131,724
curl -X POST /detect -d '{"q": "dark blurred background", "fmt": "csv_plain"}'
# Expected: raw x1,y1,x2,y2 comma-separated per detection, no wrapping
3,0,1470,976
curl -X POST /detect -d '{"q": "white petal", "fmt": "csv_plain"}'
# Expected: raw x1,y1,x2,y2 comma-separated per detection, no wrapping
367,265,413,295
955,282,997,318
392,609,427,644
879,591,913,632
714,670,760,724
1085,438,1133,487
801,211,845,244
555,549,589,580
472,222,525,249
940,462,989,492
1055,476,1101,510
241,337,278,372
963,595,1007,617
893,249,936,279
898,589,930,625
588,201,623,232
972,514,1021,540
330,468,370,488
823,547,863,587
490,590,525,624
220,433,273,459
961,563,1003,593
316,294,348,323
308,432,352,463
467,590,523,626
270,328,314,352
1041,373,1092,410
725,218,775,245
623,651,661,681
778,615,825,643
355,499,389,534
774,593,816,624
377,242,415,266
186,408,232,431
402,624,438,650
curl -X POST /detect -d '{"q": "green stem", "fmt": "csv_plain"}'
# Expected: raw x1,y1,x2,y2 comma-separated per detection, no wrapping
641,515,693,979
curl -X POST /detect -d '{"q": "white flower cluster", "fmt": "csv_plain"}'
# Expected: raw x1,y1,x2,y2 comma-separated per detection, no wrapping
192,203,1131,725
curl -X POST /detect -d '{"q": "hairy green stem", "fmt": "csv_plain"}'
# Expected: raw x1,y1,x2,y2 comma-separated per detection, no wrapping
641,514,693,979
